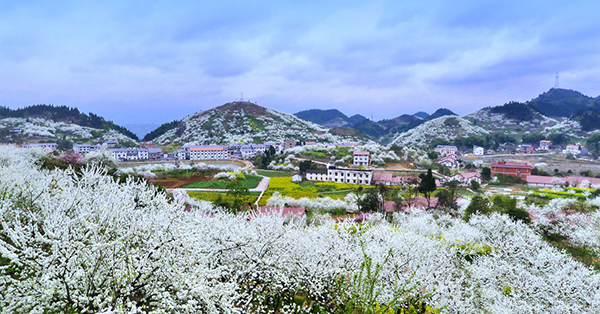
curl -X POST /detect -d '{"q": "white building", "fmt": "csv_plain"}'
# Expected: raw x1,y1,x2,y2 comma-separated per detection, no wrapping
564,145,585,156
353,151,370,167
451,172,482,186
434,145,458,156
107,148,149,161
22,143,57,152
306,167,372,185
73,144,102,154
188,146,228,160
9,127,21,134
473,146,484,156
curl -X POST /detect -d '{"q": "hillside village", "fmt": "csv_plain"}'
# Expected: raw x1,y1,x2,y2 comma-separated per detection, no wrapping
6,89,600,313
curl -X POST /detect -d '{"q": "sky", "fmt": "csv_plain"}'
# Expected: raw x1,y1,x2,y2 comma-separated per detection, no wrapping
1,0,600,128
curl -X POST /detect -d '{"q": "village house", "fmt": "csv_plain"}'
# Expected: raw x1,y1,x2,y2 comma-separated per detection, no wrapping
372,172,420,186
73,144,102,154
353,151,370,167
283,140,296,150
526,175,600,187
539,140,552,150
520,144,535,154
451,172,483,186
490,161,532,180
564,145,587,156
434,145,458,156
22,143,57,152
437,154,458,168
147,147,163,160
473,146,484,155
9,127,21,134
305,168,328,181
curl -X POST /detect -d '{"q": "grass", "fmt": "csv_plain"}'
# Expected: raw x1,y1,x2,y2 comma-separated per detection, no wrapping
187,190,261,204
255,170,294,177
183,175,263,189
543,234,600,270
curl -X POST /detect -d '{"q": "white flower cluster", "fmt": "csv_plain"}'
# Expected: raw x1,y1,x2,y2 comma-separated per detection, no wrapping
392,116,489,147
266,192,359,212
2,147,600,313
0,117,137,143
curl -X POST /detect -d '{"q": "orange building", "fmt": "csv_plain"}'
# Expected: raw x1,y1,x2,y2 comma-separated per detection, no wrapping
490,161,532,180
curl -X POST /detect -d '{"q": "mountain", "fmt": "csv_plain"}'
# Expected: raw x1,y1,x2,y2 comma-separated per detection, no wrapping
377,114,422,133
124,123,160,140
350,119,386,138
294,109,347,125
391,115,489,147
528,88,596,117
427,108,457,120
0,104,139,145
293,109,367,128
147,101,368,145
413,111,429,119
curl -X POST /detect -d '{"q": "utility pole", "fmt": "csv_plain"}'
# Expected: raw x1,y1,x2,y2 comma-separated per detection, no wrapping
554,73,559,89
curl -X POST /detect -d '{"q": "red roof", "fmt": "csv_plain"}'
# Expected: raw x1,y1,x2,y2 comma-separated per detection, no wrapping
526,175,559,185
490,161,532,169
454,172,481,180
353,151,370,156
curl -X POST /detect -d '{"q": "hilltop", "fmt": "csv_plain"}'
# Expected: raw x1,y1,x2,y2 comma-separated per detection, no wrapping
391,115,489,147
147,101,370,145
0,104,138,146
293,109,367,128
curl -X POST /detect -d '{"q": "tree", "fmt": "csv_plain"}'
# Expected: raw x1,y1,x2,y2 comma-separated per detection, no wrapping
463,196,491,221
226,181,250,213
418,169,437,208
299,160,315,175
481,167,491,181
470,180,480,192
358,190,381,213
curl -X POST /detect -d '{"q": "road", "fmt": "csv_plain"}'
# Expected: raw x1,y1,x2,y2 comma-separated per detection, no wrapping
167,176,270,193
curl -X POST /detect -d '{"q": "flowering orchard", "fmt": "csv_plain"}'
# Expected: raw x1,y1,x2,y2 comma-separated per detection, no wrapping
1,146,600,313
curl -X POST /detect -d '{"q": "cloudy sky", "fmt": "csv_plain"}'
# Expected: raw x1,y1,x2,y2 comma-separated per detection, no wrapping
1,0,600,128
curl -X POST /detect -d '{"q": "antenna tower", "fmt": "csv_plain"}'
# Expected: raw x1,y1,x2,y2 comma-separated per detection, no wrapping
240,92,244,101
554,73,559,89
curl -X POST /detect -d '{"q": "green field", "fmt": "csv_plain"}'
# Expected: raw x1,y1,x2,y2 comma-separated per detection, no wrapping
255,170,295,177
184,175,263,189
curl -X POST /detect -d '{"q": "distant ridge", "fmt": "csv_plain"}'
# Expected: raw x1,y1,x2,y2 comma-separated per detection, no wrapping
294,109,367,128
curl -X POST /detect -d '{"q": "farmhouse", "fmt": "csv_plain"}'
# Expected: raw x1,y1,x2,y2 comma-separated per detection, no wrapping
73,144,102,154
539,140,552,150
490,161,532,180
452,172,483,186
434,145,457,156
473,146,484,155
520,144,535,154
353,151,370,167
107,148,149,161
22,143,57,152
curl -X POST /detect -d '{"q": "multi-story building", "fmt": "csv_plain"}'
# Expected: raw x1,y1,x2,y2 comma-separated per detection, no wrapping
306,167,372,185
353,151,370,167
188,146,228,160
147,147,163,160
520,144,535,154
22,143,57,152
434,145,458,156
490,161,532,180
473,146,484,155
107,148,149,161
564,145,587,156
283,140,296,150
73,144,102,154
539,140,552,150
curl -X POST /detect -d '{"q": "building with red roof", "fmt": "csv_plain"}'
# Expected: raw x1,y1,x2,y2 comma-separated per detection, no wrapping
490,161,532,180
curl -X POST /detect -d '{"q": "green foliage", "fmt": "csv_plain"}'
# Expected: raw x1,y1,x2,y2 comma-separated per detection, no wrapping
443,117,460,127
521,132,545,145
142,120,180,141
184,175,262,189
481,167,491,181
358,190,381,213
299,160,316,175
470,180,480,191
418,169,436,208
0,104,138,140
489,101,535,121
529,88,595,117
489,174,523,185
333,245,440,314
463,196,491,221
